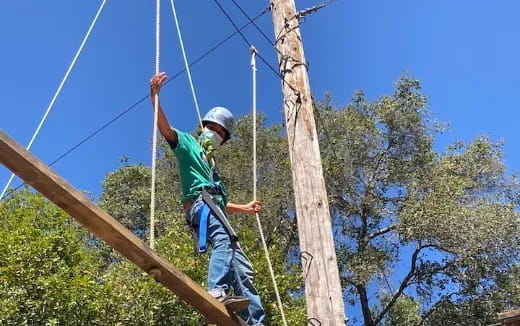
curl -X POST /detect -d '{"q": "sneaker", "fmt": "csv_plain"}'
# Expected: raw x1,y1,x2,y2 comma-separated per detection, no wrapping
208,288,250,312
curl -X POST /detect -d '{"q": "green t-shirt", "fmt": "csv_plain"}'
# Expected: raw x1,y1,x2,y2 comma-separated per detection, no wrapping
169,128,227,208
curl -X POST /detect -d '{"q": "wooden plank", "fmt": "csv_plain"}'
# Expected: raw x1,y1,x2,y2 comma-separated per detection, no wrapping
0,129,240,326
504,320,520,326
499,309,520,320
499,309,520,325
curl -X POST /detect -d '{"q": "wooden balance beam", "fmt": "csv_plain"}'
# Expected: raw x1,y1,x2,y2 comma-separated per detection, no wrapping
0,129,242,326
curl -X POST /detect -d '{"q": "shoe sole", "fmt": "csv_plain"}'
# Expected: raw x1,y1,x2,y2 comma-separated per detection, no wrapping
205,298,250,325
221,297,250,312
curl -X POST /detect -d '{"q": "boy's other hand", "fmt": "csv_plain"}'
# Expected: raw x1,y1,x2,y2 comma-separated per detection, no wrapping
243,200,262,215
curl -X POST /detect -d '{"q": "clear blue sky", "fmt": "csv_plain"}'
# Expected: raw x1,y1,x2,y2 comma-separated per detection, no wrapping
1,0,520,323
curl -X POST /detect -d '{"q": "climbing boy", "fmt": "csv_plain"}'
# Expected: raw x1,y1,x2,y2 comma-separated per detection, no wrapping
149,72,266,325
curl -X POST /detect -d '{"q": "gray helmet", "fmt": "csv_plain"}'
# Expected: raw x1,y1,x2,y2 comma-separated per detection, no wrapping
202,106,234,140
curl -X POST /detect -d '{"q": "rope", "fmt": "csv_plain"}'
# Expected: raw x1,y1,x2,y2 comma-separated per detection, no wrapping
212,0,281,81
168,0,203,129
250,47,288,326
212,0,299,95
1,8,271,201
230,0,276,47
0,0,107,200
149,0,161,250
166,3,287,319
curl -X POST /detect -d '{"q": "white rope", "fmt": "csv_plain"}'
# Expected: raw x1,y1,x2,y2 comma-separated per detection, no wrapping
0,0,107,200
167,4,286,321
250,47,288,326
149,0,161,250
168,0,203,129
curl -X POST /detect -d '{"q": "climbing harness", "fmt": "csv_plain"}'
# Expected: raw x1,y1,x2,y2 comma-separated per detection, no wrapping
200,188,238,245
164,2,289,323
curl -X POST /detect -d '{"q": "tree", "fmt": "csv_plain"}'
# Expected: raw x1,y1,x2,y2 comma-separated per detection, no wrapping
3,75,518,325
97,114,306,325
0,190,112,325
382,295,421,326
1,113,307,324
314,75,520,325
0,114,306,325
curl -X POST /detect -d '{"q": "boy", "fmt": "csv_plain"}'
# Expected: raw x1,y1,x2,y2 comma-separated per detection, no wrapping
150,72,266,325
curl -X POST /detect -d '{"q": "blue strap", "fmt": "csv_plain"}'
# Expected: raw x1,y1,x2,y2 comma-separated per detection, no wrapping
198,204,211,253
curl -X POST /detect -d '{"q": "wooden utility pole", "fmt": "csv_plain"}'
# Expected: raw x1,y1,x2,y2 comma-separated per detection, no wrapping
270,1,347,325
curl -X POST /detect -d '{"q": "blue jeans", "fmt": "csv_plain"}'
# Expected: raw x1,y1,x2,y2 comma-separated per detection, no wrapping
187,198,266,325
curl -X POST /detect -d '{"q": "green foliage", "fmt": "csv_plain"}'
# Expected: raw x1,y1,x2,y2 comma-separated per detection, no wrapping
96,114,306,325
98,164,152,238
3,74,519,326
0,113,305,324
315,75,520,325
0,190,109,325
382,296,421,326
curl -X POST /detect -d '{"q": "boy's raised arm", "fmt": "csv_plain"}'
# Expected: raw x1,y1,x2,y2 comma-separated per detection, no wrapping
150,72,178,146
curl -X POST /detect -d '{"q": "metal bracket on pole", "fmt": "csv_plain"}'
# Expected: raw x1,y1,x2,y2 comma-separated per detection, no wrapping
294,0,337,22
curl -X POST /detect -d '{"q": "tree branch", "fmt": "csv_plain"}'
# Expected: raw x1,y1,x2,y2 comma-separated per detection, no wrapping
417,292,459,326
358,187,370,250
368,225,398,240
373,242,426,325
356,283,376,326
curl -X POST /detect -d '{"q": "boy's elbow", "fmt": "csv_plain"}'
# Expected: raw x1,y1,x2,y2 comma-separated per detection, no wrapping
161,128,177,145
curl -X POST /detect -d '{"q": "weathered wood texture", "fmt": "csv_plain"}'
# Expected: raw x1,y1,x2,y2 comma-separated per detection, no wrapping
498,309,520,325
0,129,240,326
270,1,347,325
499,309,520,319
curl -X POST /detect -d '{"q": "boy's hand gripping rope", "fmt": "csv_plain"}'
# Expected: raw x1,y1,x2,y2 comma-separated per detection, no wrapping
150,0,161,249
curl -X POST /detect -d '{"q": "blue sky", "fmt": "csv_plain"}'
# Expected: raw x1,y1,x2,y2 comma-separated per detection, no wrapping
2,0,520,323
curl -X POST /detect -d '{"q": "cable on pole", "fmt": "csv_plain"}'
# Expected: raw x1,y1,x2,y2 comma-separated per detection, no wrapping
213,0,283,82
212,0,300,95
230,0,276,47
1,8,271,201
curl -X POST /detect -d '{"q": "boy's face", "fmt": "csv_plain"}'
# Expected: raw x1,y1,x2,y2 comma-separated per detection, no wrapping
205,122,227,142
